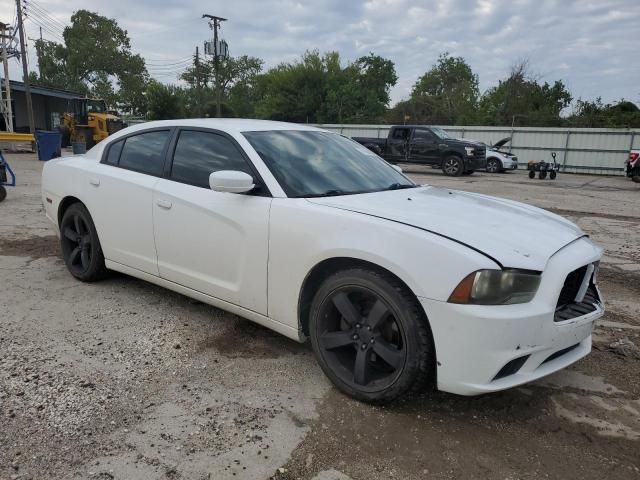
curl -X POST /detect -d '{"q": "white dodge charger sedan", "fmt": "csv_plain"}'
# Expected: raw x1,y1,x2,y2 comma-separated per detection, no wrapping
42,119,604,403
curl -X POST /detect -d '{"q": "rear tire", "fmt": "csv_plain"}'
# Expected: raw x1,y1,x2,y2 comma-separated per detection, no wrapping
309,268,434,404
633,175,640,183
549,170,557,180
0,185,6,202
539,171,547,180
442,155,463,177
60,203,107,282
528,170,535,179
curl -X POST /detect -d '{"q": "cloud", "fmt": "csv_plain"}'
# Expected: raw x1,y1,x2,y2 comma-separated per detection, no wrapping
1,0,638,106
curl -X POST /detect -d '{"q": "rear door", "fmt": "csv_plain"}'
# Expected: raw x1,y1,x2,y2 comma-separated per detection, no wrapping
89,128,172,275
409,128,440,164
386,127,410,163
152,128,272,314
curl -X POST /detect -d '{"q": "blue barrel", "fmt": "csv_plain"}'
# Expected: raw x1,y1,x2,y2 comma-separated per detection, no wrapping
72,142,87,155
36,130,62,161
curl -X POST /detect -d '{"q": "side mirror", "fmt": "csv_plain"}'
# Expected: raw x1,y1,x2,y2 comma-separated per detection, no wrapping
209,170,255,194
391,164,403,173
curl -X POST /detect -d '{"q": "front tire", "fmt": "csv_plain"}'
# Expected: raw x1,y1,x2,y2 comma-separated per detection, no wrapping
309,268,434,404
60,203,107,282
0,186,6,202
486,158,502,173
442,155,463,177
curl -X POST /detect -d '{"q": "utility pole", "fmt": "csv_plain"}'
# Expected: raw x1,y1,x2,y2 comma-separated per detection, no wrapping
195,45,201,117
1,22,14,131
202,14,227,118
16,0,35,134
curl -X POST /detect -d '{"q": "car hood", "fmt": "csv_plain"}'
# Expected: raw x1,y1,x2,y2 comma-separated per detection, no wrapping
447,138,485,148
308,186,585,271
491,137,512,149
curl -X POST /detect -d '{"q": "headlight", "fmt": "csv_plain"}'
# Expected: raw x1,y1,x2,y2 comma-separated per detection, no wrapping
448,269,541,305
464,147,475,156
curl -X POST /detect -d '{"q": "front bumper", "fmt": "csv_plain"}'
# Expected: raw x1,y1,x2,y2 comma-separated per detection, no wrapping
421,236,604,396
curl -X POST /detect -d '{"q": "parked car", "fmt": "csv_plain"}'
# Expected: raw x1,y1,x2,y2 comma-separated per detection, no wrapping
485,137,518,173
353,125,486,176
42,119,604,403
626,150,640,183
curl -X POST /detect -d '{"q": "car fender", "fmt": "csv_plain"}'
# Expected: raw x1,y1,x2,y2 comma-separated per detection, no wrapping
266,198,498,334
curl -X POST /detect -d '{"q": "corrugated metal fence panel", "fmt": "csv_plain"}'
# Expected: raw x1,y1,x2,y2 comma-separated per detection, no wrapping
314,124,638,175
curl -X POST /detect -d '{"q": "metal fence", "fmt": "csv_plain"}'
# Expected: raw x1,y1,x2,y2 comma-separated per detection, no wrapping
313,124,639,175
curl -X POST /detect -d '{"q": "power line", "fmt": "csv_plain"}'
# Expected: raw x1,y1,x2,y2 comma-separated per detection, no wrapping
146,59,192,66
24,0,67,30
25,16,64,41
22,8,65,38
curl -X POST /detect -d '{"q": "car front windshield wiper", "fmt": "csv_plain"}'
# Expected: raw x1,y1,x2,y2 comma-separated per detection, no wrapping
296,189,347,198
385,183,417,191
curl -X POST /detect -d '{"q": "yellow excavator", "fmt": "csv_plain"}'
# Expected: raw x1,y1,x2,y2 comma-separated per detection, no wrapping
61,98,126,148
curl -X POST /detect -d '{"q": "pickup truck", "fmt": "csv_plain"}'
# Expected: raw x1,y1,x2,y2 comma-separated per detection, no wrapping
353,125,486,176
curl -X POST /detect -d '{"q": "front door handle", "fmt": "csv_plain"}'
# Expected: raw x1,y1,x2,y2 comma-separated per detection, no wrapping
89,177,100,187
156,199,172,210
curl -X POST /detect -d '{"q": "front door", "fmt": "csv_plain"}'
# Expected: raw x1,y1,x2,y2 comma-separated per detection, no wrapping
152,129,271,314
409,128,440,164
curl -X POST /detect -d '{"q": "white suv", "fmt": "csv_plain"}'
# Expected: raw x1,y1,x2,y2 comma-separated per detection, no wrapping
485,137,518,173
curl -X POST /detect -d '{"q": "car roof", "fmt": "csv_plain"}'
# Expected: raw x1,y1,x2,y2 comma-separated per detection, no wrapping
116,118,323,136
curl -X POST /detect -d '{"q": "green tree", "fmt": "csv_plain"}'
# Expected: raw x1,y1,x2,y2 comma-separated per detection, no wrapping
478,61,572,126
145,81,186,120
31,10,149,114
408,52,479,124
255,50,397,123
180,54,263,117
566,98,640,128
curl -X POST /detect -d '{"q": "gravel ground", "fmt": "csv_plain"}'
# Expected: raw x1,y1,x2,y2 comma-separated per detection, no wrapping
0,153,639,480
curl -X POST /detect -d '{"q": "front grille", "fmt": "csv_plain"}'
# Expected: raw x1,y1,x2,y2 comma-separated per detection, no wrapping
474,147,486,164
554,264,601,322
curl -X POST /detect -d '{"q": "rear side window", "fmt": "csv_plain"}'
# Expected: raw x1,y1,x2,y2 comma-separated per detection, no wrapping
119,130,171,176
104,139,123,165
170,130,253,188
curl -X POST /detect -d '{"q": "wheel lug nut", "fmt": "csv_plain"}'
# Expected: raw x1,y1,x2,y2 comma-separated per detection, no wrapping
367,326,371,331
370,338,375,343
355,323,361,329
352,334,359,340
361,344,367,350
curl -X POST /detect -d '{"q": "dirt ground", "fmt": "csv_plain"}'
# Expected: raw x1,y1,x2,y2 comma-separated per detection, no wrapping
1,153,639,480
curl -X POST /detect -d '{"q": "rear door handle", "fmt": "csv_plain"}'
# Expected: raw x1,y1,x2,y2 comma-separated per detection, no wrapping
89,177,100,187
156,199,172,210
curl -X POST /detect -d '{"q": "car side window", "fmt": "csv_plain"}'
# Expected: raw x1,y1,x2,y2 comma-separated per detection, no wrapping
413,129,435,142
118,130,171,176
104,139,124,165
170,130,253,189
392,128,410,140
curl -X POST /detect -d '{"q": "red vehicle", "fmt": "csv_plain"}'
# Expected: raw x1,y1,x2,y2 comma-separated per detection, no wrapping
626,150,640,183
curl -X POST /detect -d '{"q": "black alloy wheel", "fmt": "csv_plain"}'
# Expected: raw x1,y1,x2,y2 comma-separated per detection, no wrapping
310,268,434,403
442,155,463,176
60,203,107,281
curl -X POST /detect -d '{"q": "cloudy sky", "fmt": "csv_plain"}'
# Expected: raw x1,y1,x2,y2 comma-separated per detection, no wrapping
1,0,638,107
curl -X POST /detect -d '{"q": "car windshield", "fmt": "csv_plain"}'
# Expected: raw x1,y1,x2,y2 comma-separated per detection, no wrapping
431,127,451,139
243,130,416,197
